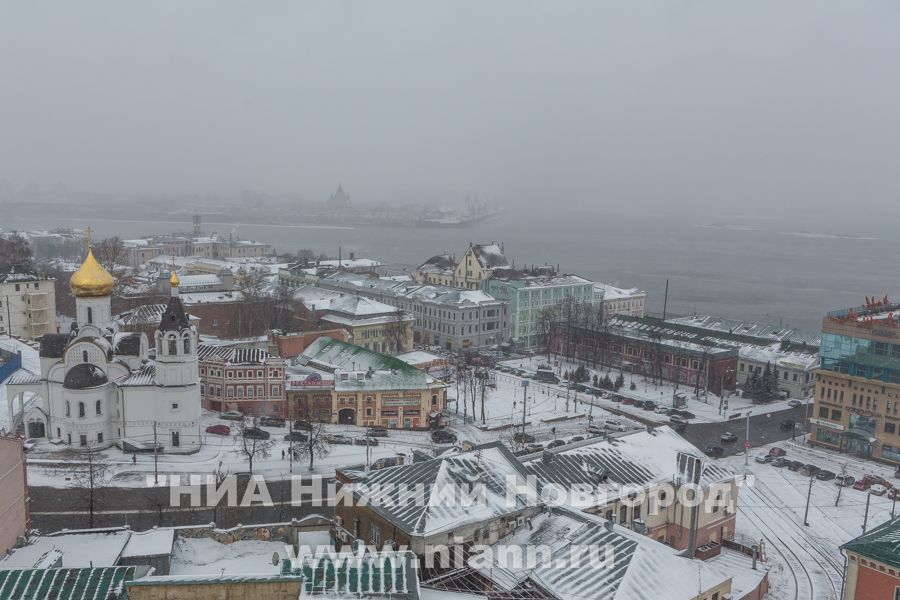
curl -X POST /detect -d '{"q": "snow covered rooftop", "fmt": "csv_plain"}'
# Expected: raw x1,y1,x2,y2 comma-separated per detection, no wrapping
120,528,175,558
523,426,734,500
295,286,399,317
341,442,539,537
470,244,509,270
197,344,273,365
668,314,820,347
0,531,131,569
179,290,245,304
594,283,646,300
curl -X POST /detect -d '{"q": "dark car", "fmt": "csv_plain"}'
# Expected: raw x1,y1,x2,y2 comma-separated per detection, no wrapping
800,464,821,477
205,424,231,436
720,431,738,443
354,437,380,446
787,460,804,472
768,447,787,457
780,419,795,430
816,470,836,481
293,420,313,431
570,436,585,443
259,416,286,428
242,427,271,440
771,457,790,468
367,427,390,437
431,430,458,444
514,432,536,444
325,434,354,445
284,431,308,442
633,400,645,409
679,411,696,419
547,439,566,449
609,394,624,403
642,401,656,411
704,445,724,458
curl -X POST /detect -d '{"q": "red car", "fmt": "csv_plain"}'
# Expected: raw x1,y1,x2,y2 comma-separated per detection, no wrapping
205,424,231,436
768,447,787,457
853,475,892,491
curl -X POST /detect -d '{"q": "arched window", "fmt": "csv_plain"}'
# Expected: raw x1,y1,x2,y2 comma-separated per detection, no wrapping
78,402,85,418
86,307,93,324
82,350,89,363
95,400,102,415
183,336,191,354
65,401,70,417
168,336,178,356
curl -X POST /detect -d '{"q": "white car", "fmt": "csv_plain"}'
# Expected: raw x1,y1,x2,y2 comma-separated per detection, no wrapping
788,399,803,408
603,420,628,432
654,405,670,414
869,484,888,496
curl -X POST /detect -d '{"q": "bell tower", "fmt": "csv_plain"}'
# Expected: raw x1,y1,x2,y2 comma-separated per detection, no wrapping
154,262,197,387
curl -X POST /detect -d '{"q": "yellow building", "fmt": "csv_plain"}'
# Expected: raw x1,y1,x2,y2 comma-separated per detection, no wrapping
415,243,510,290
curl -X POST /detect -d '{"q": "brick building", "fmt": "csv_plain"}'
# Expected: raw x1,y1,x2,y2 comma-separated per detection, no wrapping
0,436,28,556
266,328,350,359
552,320,738,396
197,344,286,416
841,515,900,600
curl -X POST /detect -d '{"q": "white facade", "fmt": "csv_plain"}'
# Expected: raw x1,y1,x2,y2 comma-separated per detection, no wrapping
3,267,201,453
0,269,57,340
594,283,647,319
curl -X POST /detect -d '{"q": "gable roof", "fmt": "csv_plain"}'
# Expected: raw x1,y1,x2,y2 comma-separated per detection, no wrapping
842,515,900,568
470,244,509,270
300,337,420,375
197,344,272,365
523,426,734,501
341,443,538,537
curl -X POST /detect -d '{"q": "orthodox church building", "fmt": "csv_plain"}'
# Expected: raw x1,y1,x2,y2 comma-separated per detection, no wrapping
3,234,202,453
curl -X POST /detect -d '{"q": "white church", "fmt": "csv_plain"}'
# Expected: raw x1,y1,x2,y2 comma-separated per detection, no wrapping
3,234,202,453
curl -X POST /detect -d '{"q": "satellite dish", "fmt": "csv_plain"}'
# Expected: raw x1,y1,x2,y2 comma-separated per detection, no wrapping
272,552,280,566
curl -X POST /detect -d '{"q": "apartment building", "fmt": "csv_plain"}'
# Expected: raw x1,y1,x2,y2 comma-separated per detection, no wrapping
0,267,57,339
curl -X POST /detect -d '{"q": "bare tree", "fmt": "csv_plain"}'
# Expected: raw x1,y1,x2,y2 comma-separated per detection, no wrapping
65,444,111,528
0,234,33,270
386,307,408,354
835,462,850,506
93,236,127,272
292,404,332,472
237,420,276,474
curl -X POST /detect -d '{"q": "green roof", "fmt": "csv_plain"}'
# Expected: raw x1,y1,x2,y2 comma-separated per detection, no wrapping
842,515,900,568
282,551,416,597
0,567,136,600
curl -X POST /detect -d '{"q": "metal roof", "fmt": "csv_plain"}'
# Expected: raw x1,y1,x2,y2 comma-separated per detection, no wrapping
842,515,900,568
0,566,137,600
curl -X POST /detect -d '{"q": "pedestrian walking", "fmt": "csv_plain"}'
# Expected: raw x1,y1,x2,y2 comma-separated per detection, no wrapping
132,454,136,465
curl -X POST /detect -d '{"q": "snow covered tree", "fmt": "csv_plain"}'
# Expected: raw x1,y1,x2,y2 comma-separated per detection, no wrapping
614,372,625,391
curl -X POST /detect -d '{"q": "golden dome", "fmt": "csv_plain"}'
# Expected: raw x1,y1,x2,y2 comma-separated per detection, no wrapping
169,269,180,287
70,246,115,298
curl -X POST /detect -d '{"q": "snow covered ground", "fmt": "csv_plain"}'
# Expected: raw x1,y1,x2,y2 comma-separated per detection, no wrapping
724,440,899,600
500,355,805,424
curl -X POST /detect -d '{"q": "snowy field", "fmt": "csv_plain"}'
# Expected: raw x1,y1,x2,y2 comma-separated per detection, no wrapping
724,440,899,600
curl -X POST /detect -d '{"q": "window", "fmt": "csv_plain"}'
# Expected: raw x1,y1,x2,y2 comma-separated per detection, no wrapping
79,435,87,447
97,433,103,444
886,422,897,435
65,401,71,417
171,431,180,447
168,337,177,355
172,403,179,410
370,523,381,545
183,337,191,354
78,402,85,418
86,307,92,324
83,350,89,363
95,400,102,415
831,409,842,421
819,406,829,418
257,385,264,397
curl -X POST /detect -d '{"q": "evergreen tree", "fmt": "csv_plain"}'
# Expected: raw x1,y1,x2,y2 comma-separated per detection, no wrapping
602,374,613,390
614,372,625,391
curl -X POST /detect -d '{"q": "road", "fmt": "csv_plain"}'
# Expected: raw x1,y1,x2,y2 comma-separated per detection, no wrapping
682,403,814,456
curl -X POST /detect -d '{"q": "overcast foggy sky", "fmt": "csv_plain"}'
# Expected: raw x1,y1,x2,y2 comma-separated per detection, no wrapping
1,1,899,216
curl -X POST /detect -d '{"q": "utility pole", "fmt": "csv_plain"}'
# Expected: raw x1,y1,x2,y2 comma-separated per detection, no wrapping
744,411,752,466
288,420,294,474
520,380,529,440
803,477,814,526
893,494,897,519
862,492,871,533
662,279,669,321
153,421,159,485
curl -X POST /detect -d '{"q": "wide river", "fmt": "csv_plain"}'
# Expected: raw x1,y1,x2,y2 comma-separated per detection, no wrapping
9,206,896,335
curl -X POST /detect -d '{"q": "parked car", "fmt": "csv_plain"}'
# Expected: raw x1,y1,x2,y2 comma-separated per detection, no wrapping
704,445,724,458
786,460,804,472
366,427,390,437
771,457,791,468
513,432,536,444
570,436,585,443
325,434,354,445
655,405,670,414
586,425,605,435
870,484,889,496
524,443,545,453
679,410,696,419
835,475,855,487
633,400,645,409
547,439,566,449
205,424,231,436
669,415,687,426
622,397,635,405
242,427,271,440
284,431,308,442
720,431,738,443
354,437,380,446
768,447,787,457
534,369,560,384
431,430,458,444
258,416,285,428
642,401,656,411
609,394,624,403
754,453,773,464
788,399,803,408
853,475,892,491
816,470,836,481
800,464,821,477
780,419,795,430
888,488,900,501
293,420,313,431
603,419,628,432
220,410,244,421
